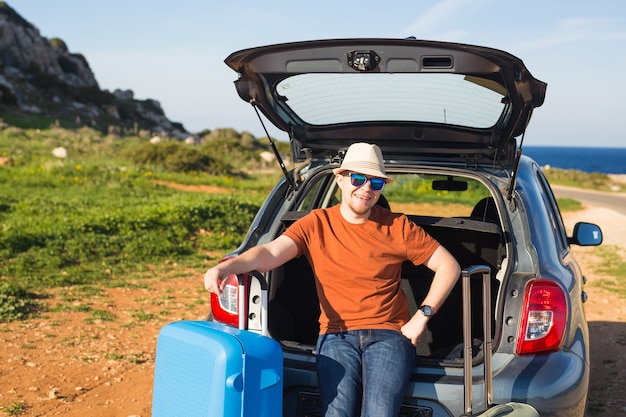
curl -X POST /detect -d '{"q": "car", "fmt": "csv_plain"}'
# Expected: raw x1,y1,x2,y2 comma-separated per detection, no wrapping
209,38,602,417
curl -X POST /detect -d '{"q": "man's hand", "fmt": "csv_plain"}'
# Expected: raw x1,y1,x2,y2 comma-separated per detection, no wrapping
202,235,299,295
401,313,429,345
204,266,227,294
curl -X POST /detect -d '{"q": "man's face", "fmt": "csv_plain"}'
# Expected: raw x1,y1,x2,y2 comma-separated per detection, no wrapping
337,171,384,216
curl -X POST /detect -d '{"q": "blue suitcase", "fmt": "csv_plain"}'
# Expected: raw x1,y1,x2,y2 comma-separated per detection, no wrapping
152,274,282,417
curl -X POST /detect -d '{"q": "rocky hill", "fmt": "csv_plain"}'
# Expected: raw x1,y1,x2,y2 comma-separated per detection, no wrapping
0,2,187,136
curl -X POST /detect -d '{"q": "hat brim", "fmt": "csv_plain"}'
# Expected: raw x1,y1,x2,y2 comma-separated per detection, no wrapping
332,166,394,183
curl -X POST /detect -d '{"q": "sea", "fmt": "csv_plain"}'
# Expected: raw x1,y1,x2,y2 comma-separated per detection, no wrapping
523,146,626,175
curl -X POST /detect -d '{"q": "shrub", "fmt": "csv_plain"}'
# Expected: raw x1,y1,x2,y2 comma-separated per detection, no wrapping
0,125,270,321
0,401,28,416
123,141,234,175
543,168,611,190
0,282,43,322
0,182,260,287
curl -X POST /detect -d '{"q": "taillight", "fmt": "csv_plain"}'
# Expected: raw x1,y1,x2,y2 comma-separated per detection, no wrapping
516,279,568,355
210,257,248,328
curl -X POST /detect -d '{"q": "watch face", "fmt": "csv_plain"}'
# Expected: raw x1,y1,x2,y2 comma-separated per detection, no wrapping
420,305,434,317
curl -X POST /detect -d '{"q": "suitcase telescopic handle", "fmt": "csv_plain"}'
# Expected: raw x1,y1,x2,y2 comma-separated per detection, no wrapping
461,265,493,416
236,271,269,335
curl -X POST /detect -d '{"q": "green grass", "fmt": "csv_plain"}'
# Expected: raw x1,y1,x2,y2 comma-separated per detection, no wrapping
89,309,117,322
0,163,261,286
0,125,272,322
0,121,612,322
556,197,583,212
0,402,27,416
104,352,146,364
0,282,43,322
385,174,490,206
131,308,156,321
594,245,626,297
0,111,79,130
543,167,617,191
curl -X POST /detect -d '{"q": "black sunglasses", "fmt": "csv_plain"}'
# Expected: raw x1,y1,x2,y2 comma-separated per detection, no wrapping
347,172,386,191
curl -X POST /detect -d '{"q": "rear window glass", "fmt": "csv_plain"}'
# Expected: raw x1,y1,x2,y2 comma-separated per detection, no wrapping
276,73,506,128
325,173,494,219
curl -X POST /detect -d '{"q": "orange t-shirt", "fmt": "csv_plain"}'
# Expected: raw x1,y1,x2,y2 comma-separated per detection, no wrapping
283,204,440,334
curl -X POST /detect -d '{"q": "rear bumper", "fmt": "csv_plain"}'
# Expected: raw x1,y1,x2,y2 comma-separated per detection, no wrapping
282,348,589,417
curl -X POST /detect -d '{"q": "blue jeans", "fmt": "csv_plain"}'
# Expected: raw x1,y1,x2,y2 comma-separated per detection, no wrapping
315,329,416,417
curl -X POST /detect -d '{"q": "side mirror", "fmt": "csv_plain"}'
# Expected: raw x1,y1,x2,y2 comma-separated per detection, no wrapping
568,222,602,246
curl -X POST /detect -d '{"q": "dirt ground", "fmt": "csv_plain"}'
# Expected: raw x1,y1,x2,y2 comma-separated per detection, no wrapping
1,203,625,416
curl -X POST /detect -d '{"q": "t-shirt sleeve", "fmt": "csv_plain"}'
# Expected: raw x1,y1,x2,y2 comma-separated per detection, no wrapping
282,213,315,258
404,219,440,266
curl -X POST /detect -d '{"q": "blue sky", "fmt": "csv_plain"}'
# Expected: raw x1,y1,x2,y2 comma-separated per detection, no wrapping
8,0,626,147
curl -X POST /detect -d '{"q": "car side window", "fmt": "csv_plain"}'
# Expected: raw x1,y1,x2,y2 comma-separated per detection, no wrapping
536,169,569,253
296,172,339,211
383,174,491,218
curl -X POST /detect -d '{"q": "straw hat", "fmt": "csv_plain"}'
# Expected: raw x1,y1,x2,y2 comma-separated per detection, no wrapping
332,142,393,182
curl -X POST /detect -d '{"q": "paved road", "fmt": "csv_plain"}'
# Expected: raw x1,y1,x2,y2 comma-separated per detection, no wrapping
552,185,626,215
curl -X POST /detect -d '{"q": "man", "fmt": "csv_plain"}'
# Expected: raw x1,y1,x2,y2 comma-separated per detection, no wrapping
204,142,460,417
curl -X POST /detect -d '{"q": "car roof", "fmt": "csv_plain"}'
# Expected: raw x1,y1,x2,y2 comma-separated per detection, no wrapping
225,38,546,168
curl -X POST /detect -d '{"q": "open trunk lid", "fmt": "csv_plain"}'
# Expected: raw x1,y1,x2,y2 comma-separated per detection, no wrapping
225,38,546,169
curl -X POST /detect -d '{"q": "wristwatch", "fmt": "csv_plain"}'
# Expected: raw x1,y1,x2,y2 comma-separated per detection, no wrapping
418,305,435,318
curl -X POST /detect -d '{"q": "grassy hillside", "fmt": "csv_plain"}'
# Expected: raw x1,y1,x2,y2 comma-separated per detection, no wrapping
0,121,287,321
0,118,614,322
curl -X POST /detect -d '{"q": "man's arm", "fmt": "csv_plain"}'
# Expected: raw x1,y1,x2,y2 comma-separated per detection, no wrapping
204,235,299,294
400,245,461,345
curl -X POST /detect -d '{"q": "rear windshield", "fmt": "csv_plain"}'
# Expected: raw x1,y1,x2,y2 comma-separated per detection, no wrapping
296,172,496,221
276,73,506,128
